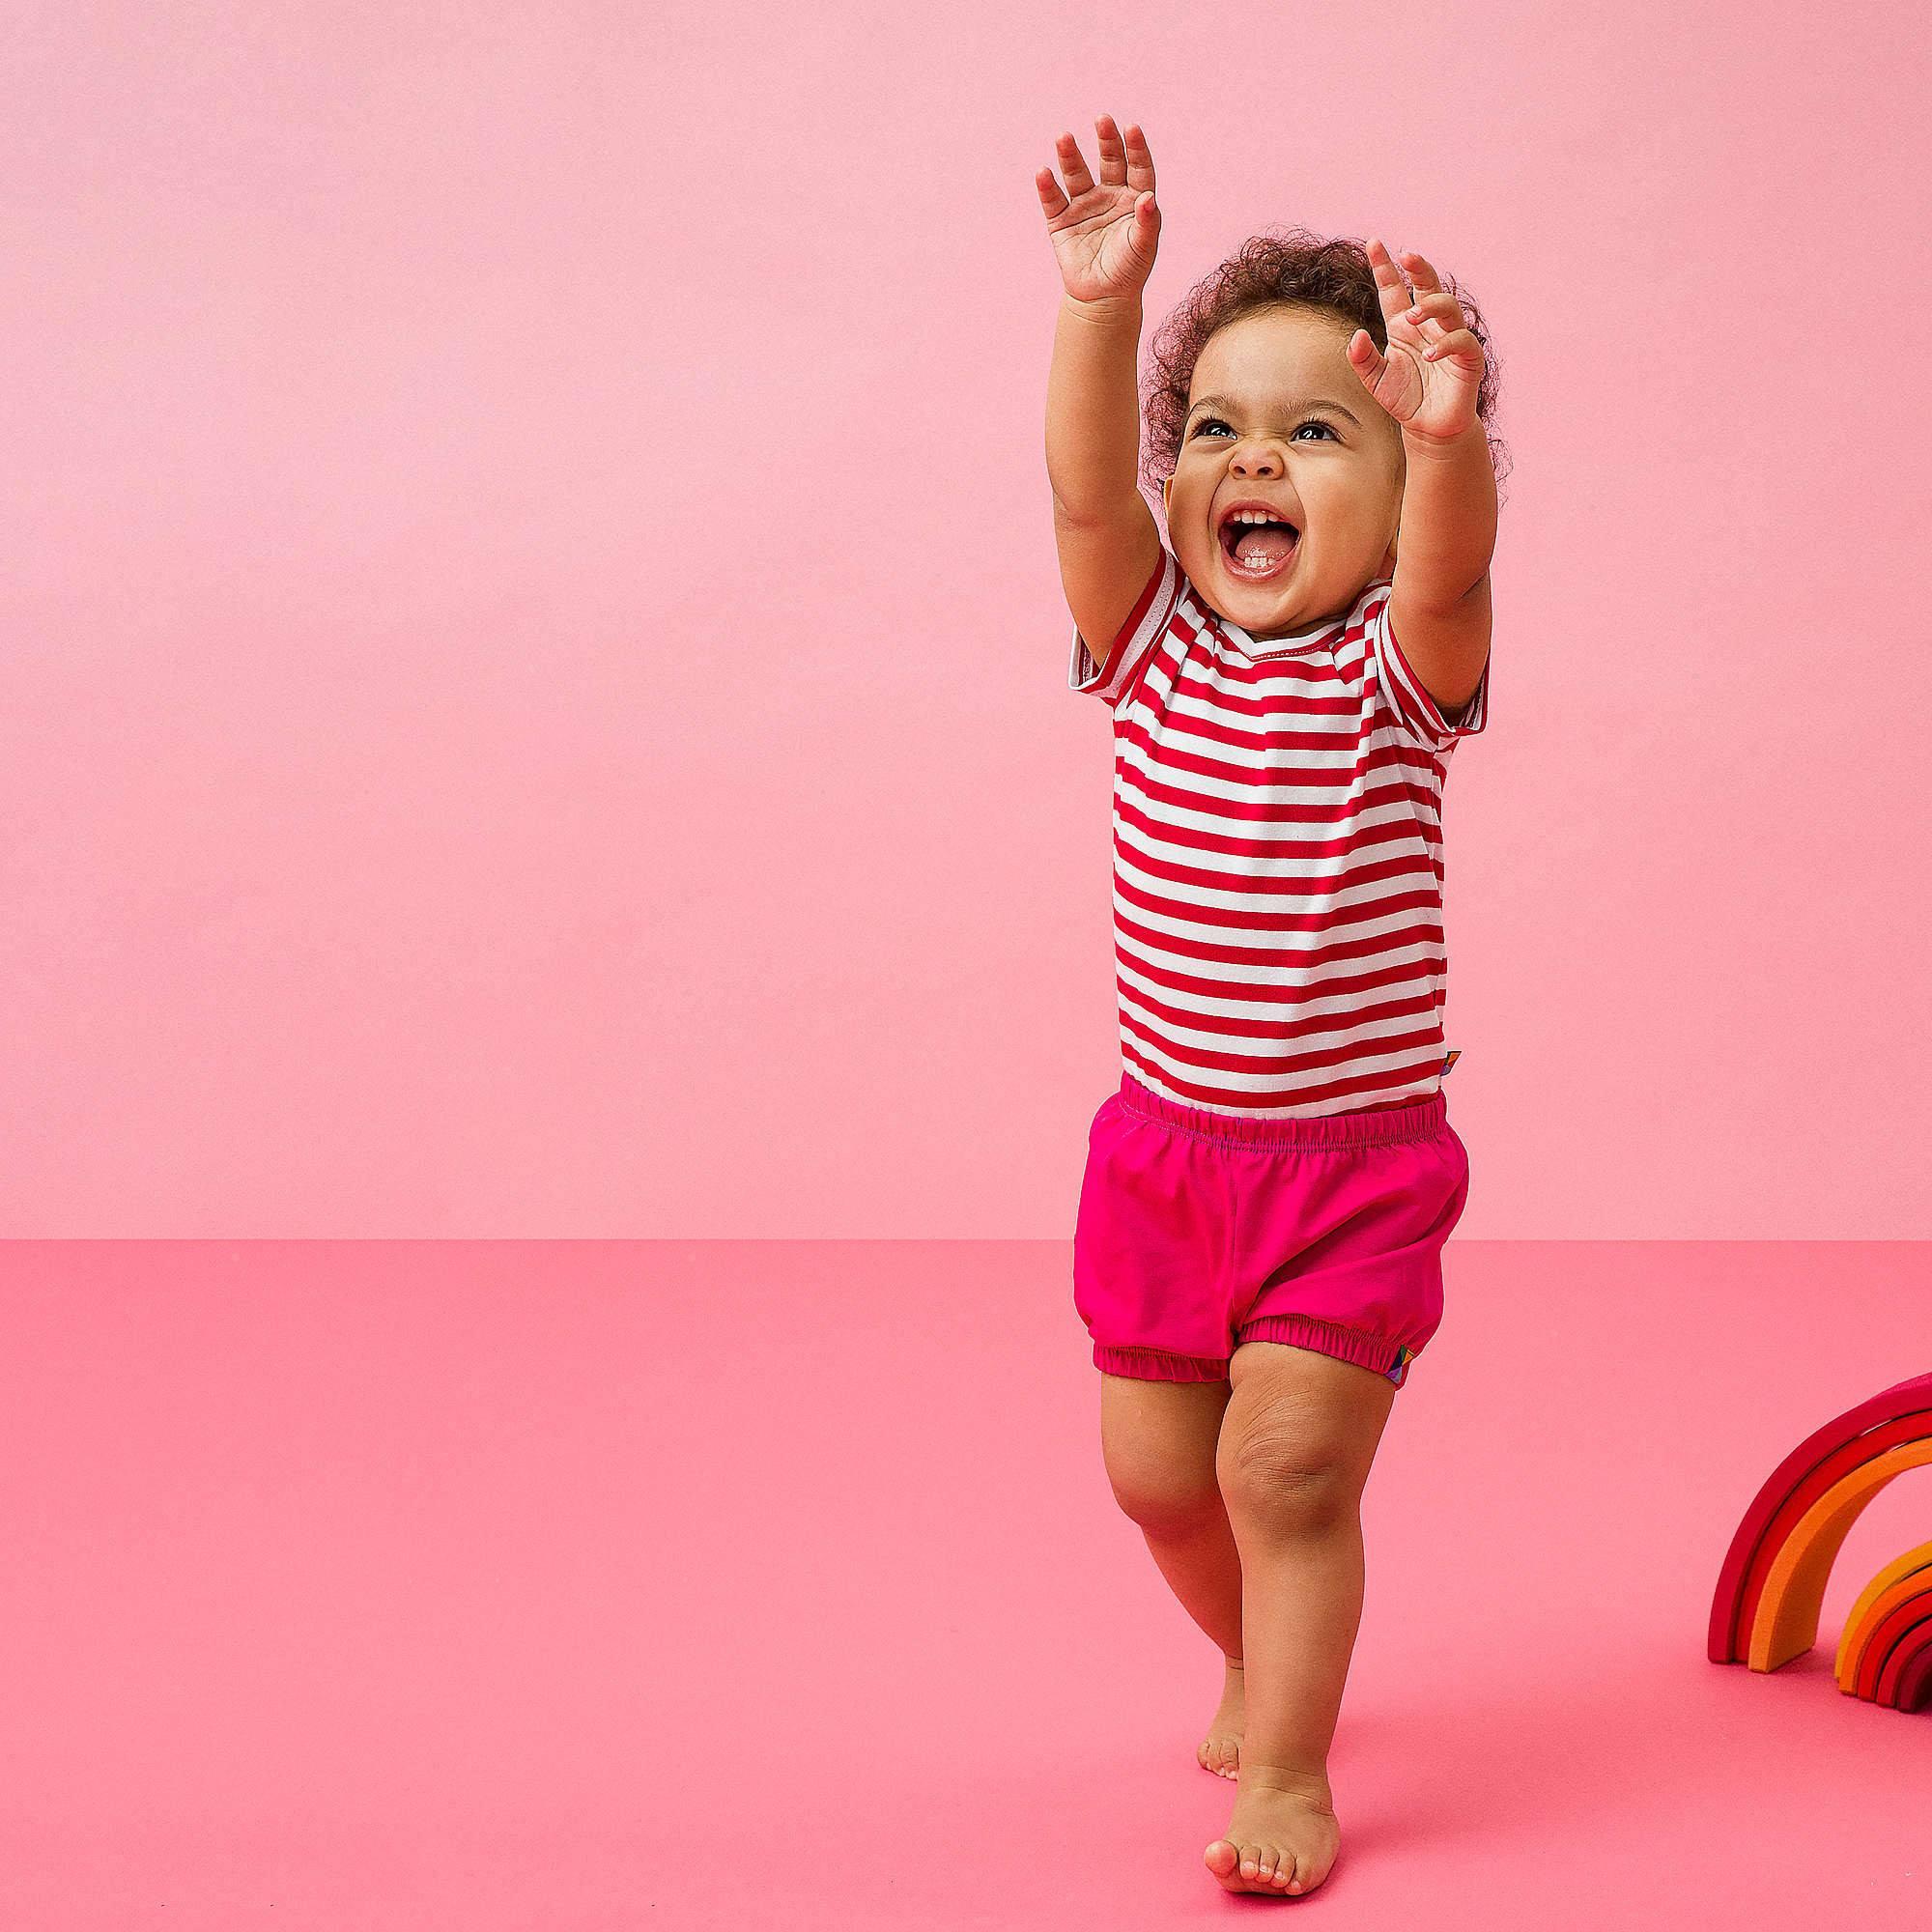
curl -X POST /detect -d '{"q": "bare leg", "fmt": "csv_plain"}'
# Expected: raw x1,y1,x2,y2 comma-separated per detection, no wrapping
1204,1340,1396,1896
1098,1372,1249,1774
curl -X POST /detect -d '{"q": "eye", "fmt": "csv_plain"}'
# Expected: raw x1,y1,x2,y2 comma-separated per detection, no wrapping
1191,417,1337,441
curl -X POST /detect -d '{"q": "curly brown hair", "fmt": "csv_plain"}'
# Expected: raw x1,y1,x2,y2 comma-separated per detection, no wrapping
1139,226,1512,513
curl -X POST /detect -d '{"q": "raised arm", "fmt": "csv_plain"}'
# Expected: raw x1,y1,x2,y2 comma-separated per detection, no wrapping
1047,289,1147,520
1037,118,1165,675
1344,238,1497,718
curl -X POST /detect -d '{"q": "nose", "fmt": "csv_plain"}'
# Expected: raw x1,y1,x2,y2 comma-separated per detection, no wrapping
1230,440,1284,475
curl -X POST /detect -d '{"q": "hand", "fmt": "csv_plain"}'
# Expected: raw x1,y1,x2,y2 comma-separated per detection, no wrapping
1346,238,1486,444
1035,115,1161,304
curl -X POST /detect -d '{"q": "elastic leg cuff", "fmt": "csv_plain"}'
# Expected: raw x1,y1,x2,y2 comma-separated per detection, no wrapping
1236,1315,1406,1381
1093,1342,1231,1383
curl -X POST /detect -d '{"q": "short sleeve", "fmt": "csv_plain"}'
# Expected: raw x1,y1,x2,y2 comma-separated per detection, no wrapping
1368,587,1490,752
1067,545,1183,708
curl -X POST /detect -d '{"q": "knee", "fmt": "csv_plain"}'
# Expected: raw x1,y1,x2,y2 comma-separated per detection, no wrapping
1216,1427,1359,1535
1104,1448,1225,1537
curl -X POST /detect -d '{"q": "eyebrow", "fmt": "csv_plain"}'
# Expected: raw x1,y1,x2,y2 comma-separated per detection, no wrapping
1187,392,1363,428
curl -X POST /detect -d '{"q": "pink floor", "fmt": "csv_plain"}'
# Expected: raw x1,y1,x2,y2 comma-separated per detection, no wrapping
3,1239,1928,1926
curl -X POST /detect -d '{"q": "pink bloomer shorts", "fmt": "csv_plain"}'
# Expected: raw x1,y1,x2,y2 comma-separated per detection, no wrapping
1072,1072,1471,1390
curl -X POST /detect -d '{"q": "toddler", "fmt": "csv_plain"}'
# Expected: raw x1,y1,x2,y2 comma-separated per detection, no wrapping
1037,114,1504,1898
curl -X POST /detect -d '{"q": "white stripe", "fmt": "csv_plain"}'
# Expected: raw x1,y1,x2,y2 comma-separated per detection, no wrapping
1119,1001,1442,1069
1066,550,1181,702
1120,1018,1445,1096
1116,949,1443,1021
1115,908,1445,986
1115,783,1443,855
1115,847,1445,925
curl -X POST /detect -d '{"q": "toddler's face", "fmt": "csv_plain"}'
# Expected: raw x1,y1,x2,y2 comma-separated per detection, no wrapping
1162,305,1406,639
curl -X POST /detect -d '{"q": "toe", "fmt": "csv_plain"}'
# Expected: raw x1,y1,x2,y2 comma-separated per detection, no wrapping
1204,1838,1240,1885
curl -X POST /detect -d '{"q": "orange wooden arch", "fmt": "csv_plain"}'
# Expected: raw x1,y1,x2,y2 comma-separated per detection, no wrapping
1747,1439,1932,1673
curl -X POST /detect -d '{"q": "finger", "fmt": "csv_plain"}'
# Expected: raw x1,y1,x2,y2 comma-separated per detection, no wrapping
1423,327,1481,363
1094,112,1127,187
1398,248,1446,297
1034,166,1070,219
1364,236,1415,326
1120,120,1156,198
1401,290,1463,328
1055,129,1097,199
1346,327,1385,387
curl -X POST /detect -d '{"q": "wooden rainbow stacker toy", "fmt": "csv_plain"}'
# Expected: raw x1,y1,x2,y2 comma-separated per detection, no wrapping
1709,1370,1932,1711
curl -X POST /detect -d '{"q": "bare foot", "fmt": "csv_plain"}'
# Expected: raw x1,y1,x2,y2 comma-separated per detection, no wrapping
1204,1765,1340,1896
1197,1658,1243,1778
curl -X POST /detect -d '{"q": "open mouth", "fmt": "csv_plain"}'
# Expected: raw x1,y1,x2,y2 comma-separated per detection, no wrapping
1218,516,1300,582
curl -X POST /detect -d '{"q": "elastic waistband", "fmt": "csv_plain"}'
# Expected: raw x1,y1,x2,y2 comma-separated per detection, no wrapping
1118,1072,1447,1149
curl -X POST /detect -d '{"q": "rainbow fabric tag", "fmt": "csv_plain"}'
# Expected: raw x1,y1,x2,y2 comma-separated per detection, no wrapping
1441,1047,1461,1076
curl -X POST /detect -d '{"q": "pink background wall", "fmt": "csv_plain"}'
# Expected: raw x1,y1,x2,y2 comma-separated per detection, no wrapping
4,2,1930,1236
